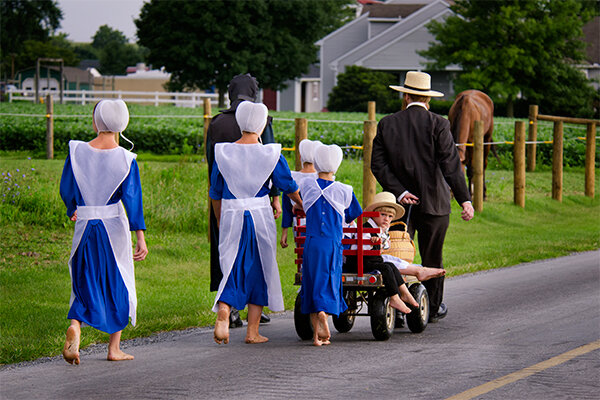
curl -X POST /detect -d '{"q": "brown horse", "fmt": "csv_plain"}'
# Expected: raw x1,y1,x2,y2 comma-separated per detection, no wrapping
448,90,494,198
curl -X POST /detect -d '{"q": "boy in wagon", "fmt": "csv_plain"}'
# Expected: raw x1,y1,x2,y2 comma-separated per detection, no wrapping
345,191,446,312
210,101,302,344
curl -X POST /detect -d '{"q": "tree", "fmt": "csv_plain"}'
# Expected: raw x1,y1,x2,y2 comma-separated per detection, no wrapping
420,0,598,117
135,0,354,106
0,0,63,77
91,25,146,75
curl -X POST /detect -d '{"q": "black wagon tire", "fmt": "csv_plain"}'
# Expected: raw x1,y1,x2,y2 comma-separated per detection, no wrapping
369,291,395,341
332,291,356,333
294,292,313,340
406,283,429,333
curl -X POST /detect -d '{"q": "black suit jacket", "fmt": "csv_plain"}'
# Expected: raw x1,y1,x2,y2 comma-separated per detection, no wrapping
371,105,470,216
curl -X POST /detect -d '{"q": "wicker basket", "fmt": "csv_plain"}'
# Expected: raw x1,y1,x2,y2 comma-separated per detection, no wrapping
382,221,415,263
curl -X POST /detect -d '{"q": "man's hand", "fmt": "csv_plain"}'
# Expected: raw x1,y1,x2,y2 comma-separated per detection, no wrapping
461,201,474,221
271,196,282,219
70,210,78,221
400,192,419,205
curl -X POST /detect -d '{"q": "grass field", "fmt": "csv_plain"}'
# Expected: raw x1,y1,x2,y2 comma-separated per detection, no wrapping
1,150,598,365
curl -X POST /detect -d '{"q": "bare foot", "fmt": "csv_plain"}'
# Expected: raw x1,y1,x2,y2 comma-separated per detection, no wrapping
313,335,323,346
416,267,446,282
399,292,419,308
245,334,269,344
62,325,80,365
107,349,134,361
389,295,412,314
214,309,230,344
317,311,330,342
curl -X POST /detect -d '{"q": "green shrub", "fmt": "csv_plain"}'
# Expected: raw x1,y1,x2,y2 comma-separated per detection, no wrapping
327,66,399,113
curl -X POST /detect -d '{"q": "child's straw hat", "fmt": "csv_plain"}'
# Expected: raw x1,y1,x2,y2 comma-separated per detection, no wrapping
364,191,405,219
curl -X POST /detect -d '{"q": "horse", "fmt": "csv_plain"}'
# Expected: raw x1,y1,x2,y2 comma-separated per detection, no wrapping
448,90,495,199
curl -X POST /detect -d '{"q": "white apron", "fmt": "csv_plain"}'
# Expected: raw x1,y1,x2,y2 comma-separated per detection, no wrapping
299,178,353,218
67,140,138,325
290,170,318,229
212,142,284,312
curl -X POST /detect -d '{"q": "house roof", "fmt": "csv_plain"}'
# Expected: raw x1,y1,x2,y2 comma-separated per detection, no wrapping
361,3,425,19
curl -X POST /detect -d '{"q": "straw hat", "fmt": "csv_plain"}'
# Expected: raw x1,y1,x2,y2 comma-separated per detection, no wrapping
94,100,129,133
364,191,405,219
389,71,443,98
235,101,268,135
314,144,343,173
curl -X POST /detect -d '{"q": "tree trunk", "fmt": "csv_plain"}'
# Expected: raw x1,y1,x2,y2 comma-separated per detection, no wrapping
506,97,514,118
218,85,226,109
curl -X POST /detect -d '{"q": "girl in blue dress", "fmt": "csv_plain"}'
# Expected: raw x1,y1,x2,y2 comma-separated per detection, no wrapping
279,139,320,249
60,100,148,364
299,144,362,346
210,101,302,344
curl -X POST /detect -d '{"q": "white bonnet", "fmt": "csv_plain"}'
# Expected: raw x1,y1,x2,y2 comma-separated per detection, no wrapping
94,100,129,133
298,139,322,164
314,144,343,174
235,101,268,135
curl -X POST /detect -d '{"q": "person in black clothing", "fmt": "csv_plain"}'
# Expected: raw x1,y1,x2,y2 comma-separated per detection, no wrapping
371,71,474,323
206,73,278,326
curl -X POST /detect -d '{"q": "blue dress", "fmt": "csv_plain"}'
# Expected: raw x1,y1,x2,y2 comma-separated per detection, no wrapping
60,154,145,334
210,155,297,310
301,179,362,315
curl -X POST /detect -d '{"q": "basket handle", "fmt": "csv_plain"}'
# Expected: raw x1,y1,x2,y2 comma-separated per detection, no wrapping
390,221,408,232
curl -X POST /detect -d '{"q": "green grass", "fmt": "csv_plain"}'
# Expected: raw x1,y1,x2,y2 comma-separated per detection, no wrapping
0,154,599,365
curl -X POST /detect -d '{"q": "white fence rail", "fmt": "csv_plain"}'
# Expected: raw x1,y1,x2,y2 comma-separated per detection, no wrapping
7,88,225,108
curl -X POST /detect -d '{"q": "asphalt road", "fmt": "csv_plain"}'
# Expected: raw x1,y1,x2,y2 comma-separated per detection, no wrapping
1,251,599,400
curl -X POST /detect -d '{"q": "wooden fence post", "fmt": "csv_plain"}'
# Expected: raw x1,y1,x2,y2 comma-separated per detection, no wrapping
514,121,526,208
362,120,377,209
552,121,563,202
368,101,376,121
202,98,212,154
45,94,53,159
295,118,308,171
585,122,596,198
472,120,484,212
527,105,538,172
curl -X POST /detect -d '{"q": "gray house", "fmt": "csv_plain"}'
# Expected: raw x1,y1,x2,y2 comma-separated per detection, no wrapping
268,0,453,112
268,0,599,112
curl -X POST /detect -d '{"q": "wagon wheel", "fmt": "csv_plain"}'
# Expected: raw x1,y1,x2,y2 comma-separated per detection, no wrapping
332,290,356,333
369,290,395,341
293,292,313,340
406,283,429,333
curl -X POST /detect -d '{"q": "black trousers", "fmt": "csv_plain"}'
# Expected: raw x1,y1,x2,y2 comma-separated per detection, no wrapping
345,257,406,298
395,208,449,314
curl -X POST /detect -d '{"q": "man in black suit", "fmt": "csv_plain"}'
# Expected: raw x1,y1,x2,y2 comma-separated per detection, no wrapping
371,71,474,322
206,73,279,327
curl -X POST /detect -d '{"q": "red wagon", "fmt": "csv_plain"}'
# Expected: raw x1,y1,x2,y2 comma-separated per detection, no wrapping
292,211,430,341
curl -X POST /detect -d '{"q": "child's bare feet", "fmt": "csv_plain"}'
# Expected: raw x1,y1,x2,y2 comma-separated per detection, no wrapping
107,349,134,361
415,267,445,282
62,325,80,365
317,311,331,343
245,333,269,344
389,295,412,313
214,308,230,344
